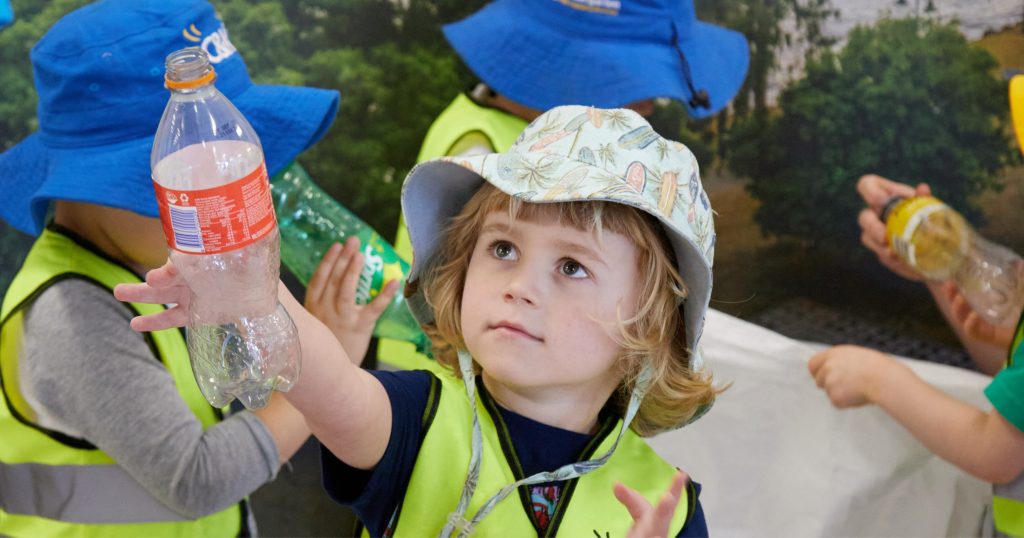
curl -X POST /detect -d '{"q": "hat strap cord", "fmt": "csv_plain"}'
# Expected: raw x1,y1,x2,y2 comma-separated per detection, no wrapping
672,22,712,111
440,350,652,538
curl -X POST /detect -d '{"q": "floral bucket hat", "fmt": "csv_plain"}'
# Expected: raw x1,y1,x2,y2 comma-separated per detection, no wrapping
402,104,715,374
400,105,716,535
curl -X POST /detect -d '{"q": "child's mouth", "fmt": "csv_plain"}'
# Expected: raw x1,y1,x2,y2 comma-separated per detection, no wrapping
490,321,543,342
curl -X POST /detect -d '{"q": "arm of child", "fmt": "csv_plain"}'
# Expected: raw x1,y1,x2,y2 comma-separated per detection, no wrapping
856,174,1012,375
114,262,393,471
251,395,309,466
809,345,1024,484
614,470,687,538
304,237,400,365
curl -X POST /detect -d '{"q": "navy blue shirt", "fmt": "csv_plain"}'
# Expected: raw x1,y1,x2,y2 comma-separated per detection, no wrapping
321,369,708,537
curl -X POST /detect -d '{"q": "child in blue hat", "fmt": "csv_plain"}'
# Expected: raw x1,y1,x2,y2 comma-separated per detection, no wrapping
372,0,749,373
119,105,721,537
0,1,365,536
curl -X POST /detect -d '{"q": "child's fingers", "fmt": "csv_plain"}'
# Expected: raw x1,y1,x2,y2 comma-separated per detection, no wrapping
651,484,683,532
915,183,932,197
613,482,650,522
366,280,399,318
808,350,827,377
308,243,343,306
338,250,364,306
939,281,957,302
114,281,188,306
857,209,887,254
143,261,184,288
129,307,189,333
949,292,971,325
320,239,360,308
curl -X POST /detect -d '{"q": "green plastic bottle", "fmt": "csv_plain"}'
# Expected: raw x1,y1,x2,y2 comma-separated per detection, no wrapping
270,162,430,353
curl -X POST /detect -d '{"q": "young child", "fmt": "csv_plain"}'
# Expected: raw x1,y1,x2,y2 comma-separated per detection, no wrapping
118,105,720,536
378,0,749,372
811,173,1024,536
0,1,366,535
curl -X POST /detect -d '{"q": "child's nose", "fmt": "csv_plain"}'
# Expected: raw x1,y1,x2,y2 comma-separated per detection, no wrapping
502,266,541,306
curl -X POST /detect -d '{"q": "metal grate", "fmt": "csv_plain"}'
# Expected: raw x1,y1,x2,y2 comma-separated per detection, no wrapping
748,297,976,371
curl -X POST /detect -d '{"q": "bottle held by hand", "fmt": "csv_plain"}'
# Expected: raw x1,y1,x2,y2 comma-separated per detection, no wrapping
151,47,300,410
883,196,1024,326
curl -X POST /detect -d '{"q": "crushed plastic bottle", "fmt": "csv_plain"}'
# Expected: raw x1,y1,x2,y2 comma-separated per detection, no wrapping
884,195,1024,326
271,162,430,353
151,47,300,409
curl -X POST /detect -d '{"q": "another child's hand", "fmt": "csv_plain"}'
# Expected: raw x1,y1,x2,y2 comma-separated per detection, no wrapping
942,281,1018,350
113,260,191,332
614,470,686,538
808,345,896,408
305,238,399,365
856,174,932,282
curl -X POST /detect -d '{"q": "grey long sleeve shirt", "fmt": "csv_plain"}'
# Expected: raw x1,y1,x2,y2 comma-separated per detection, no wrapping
19,278,280,519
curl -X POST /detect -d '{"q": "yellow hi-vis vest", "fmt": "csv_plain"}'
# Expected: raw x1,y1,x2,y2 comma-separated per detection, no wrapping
383,372,692,536
993,310,1024,537
377,93,528,372
0,227,243,537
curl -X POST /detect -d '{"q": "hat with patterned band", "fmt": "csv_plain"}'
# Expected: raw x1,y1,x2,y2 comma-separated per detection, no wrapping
402,104,715,414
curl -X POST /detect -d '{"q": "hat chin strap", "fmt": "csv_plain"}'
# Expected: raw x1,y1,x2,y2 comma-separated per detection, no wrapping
671,22,712,111
440,350,652,538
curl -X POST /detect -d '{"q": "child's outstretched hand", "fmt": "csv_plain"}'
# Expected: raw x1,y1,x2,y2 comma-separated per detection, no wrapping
808,345,900,408
614,470,687,538
305,237,399,365
113,260,191,332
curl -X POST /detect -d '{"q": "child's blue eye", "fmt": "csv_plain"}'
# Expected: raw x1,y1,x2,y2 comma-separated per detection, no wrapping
490,241,518,260
560,259,589,279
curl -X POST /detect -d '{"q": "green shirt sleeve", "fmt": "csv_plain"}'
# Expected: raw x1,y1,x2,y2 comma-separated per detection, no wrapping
986,325,1024,433
987,368,1024,433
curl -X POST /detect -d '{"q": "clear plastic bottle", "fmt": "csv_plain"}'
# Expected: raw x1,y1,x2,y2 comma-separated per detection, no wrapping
151,48,300,409
883,196,1024,326
271,163,430,353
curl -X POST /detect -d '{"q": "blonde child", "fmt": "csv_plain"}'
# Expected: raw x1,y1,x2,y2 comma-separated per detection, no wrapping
117,105,720,537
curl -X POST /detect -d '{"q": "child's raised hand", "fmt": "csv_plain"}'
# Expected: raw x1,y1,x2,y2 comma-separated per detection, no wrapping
856,174,932,282
808,345,897,408
304,237,399,365
942,281,1018,350
614,470,687,538
113,260,191,333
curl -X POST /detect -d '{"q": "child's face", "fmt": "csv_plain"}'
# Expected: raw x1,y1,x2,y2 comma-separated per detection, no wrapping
460,210,641,406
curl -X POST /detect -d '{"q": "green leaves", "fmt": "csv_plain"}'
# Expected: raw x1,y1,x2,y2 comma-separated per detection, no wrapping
733,18,1013,248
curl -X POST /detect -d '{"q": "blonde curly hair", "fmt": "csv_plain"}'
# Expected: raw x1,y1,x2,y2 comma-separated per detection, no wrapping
418,183,721,436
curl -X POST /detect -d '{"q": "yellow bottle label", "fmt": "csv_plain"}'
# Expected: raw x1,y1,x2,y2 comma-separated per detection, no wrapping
885,196,969,280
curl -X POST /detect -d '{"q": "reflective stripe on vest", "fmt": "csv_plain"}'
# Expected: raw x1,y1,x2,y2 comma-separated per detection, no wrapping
994,311,1024,537
379,93,528,371
391,372,690,536
0,228,241,536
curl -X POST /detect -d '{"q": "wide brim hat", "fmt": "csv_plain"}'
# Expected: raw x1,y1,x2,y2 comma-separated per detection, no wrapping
0,0,339,236
443,0,748,119
402,106,715,404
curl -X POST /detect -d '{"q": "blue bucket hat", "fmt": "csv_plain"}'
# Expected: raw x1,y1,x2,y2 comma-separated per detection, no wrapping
0,0,339,236
443,0,749,119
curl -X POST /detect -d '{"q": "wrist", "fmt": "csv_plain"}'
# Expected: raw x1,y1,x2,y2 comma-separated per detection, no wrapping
865,353,908,406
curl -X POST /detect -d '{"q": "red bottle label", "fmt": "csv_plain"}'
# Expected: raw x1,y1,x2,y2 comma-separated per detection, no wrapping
153,162,276,254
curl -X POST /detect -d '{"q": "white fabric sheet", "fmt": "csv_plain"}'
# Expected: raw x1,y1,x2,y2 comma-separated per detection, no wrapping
649,309,993,537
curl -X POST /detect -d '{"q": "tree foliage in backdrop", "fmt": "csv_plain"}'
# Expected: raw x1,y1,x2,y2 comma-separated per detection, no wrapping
731,18,1014,248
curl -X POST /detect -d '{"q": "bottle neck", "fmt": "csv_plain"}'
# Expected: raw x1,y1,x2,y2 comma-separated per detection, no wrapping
879,195,906,223
164,47,216,94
